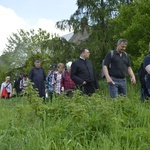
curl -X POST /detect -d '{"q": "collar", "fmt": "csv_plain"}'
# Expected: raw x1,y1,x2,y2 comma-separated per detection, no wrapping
80,56,85,60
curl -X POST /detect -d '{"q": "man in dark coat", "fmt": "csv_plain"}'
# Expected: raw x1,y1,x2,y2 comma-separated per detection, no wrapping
71,48,99,95
29,60,46,97
13,72,24,96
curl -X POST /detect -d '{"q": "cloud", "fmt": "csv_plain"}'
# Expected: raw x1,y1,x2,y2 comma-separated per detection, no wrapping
0,5,71,55
32,18,70,36
0,5,28,55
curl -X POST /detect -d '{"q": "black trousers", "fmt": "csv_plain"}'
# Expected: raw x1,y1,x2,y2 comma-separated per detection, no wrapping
80,82,95,96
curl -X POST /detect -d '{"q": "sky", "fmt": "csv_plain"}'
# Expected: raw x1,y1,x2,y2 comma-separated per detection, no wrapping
0,0,77,55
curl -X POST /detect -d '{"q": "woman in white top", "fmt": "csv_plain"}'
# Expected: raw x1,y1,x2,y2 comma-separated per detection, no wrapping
0,76,12,98
55,63,65,94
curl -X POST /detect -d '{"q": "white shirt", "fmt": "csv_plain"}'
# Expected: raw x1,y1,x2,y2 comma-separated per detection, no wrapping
1,82,12,93
20,78,29,89
55,73,62,94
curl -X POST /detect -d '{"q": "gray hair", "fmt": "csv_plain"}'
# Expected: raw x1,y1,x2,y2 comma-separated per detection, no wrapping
66,61,72,68
117,39,127,45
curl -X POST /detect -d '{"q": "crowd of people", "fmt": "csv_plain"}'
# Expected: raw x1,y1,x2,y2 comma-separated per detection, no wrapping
0,60,76,101
1,39,149,101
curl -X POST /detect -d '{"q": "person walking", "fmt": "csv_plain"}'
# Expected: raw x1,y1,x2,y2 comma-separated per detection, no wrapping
45,64,57,101
0,76,13,98
61,61,76,97
54,63,65,94
13,72,23,96
103,39,136,98
143,54,150,99
29,60,46,98
71,48,99,95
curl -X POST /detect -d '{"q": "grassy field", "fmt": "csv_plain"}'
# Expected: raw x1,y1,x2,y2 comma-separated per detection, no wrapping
0,81,150,150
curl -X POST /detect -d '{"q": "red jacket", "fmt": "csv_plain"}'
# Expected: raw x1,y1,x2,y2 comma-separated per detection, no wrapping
61,70,75,90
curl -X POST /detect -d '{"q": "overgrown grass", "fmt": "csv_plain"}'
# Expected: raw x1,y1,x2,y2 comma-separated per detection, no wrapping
0,81,150,150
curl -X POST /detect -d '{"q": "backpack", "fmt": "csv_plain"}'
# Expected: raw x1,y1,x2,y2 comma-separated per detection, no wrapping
1,83,10,98
137,62,149,100
137,62,147,86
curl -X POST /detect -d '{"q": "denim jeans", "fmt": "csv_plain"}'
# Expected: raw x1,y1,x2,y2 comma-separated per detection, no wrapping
108,77,127,98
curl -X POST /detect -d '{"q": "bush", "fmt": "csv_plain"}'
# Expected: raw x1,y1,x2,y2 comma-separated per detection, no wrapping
0,83,150,150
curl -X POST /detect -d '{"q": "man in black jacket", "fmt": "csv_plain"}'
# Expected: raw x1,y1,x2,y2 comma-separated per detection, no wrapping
29,60,46,98
71,48,99,95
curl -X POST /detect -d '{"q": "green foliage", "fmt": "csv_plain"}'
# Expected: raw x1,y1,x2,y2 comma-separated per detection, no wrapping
0,29,76,82
113,0,150,71
0,83,150,149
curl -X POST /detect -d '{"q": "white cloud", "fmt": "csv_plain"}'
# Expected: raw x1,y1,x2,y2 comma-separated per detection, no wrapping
0,5,71,55
0,5,28,55
32,18,70,37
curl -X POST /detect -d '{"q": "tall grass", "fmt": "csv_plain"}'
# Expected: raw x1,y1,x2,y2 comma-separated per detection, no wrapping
0,81,150,150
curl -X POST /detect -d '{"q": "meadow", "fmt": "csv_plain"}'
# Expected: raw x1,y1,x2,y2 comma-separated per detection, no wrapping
0,81,150,150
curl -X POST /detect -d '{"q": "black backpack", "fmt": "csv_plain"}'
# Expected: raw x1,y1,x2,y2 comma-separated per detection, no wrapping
137,62,147,86
137,62,149,100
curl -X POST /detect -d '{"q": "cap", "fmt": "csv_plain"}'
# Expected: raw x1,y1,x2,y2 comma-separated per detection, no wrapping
50,64,57,70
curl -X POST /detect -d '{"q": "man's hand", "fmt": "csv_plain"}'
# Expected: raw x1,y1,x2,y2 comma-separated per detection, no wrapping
82,81,87,85
106,77,115,84
61,87,64,92
131,76,136,84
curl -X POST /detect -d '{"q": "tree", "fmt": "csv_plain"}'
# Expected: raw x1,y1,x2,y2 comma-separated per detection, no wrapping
112,0,150,70
0,29,76,82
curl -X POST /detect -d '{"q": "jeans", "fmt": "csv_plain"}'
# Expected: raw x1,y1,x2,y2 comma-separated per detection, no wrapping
108,77,127,98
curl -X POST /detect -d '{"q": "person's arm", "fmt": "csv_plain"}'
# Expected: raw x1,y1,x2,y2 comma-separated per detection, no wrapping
71,62,84,85
19,80,23,89
42,68,46,81
103,51,115,84
103,66,114,84
93,69,99,89
0,83,4,96
127,67,136,84
13,78,17,89
29,68,34,81
60,72,65,92
145,64,150,74
9,84,13,97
